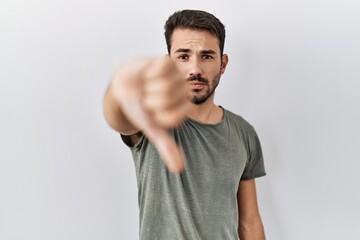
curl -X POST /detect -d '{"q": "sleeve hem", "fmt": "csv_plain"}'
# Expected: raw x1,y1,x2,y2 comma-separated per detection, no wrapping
241,172,266,180
120,132,145,149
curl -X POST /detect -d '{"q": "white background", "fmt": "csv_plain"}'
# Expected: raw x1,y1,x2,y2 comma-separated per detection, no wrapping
1,0,359,239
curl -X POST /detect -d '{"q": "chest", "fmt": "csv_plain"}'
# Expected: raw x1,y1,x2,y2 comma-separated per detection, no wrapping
176,125,249,189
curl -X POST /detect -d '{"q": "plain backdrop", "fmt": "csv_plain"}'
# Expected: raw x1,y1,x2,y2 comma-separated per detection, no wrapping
1,0,359,239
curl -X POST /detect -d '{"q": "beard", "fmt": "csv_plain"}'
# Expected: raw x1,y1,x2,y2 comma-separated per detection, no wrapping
187,72,221,105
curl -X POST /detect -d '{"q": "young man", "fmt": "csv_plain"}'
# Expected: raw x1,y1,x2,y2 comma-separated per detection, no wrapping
104,10,266,240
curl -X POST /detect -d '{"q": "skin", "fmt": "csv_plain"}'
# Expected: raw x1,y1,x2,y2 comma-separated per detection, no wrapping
238,179,266,240
169,28,228,123
103,28,265,239
103,57,188,173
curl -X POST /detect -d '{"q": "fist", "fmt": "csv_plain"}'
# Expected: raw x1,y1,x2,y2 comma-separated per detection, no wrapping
142,57,189,127
109,56,189,173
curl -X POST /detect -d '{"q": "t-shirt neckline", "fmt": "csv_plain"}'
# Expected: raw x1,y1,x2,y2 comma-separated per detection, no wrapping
186,106,226,127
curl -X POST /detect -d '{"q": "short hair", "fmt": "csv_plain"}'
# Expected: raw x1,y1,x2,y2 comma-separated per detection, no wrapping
164,10,226,56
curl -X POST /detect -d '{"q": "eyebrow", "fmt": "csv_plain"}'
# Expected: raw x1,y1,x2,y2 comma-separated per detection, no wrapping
174,48,190,53
200,50,217,55
174,48,217,55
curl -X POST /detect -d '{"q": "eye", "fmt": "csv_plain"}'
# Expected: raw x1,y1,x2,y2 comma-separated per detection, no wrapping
178,54,189,60
202,54,214,59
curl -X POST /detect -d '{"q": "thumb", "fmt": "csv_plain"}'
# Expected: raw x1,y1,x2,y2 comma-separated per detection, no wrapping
145,125,186,174
128,99,186,173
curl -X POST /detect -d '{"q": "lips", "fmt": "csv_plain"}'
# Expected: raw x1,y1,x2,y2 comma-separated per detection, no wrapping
189,81,206,85
189,81,206,90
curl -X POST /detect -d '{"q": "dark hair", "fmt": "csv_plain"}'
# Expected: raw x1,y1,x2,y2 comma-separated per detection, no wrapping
164,10,226,56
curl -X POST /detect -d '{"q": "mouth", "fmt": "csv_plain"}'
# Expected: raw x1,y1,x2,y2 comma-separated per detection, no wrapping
188,81,206,90
188,81,206,86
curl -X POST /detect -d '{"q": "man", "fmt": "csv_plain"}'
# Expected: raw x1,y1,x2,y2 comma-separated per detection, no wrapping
103,9,266,240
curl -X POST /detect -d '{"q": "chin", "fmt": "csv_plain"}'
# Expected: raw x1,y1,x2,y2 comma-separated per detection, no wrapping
188,94,209,105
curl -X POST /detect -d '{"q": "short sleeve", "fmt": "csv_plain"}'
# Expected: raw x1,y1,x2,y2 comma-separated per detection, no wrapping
241,129,266,180
120,131,145,150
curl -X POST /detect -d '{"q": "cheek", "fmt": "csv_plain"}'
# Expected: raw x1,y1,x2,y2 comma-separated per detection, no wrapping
173,63,189,78
174,62,185,71
208,60,221,70
205,65,220,76
171,58,182,69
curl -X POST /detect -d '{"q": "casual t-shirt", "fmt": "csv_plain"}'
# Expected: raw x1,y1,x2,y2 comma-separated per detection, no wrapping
121,107,266,240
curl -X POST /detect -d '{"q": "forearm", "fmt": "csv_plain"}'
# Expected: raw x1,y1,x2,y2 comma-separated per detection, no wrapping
238,219,265,240
103,76,139,135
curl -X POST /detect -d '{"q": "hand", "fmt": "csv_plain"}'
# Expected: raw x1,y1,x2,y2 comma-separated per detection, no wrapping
111,57,189,173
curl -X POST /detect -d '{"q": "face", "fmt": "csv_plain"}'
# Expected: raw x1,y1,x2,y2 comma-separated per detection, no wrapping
169,28,228,104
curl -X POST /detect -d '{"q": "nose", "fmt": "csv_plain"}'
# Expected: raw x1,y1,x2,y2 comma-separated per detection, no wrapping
188,58,203,77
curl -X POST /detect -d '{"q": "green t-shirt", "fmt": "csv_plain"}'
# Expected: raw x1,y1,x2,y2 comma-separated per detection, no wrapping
122,108,266,240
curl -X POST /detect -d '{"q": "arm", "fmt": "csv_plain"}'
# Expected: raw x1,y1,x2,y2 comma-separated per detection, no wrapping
237,179,265,240
103,78,140,135
103,58,155,135
102,57,188,173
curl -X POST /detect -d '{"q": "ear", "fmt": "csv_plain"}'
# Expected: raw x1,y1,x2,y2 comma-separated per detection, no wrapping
220,54,229,74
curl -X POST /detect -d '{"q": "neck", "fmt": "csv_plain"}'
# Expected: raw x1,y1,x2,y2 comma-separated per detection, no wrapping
187,95,223,124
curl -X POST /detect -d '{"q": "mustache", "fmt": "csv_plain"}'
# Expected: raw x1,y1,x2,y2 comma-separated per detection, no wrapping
187,75,208,84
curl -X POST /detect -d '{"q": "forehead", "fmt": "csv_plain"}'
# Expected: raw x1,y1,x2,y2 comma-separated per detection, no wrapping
170,28,220,53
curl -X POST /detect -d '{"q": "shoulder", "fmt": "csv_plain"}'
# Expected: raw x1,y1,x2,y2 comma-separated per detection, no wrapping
223,108,257,135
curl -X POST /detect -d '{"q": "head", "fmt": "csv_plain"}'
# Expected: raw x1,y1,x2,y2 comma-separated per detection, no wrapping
164,10,229,105
165,10,226,56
